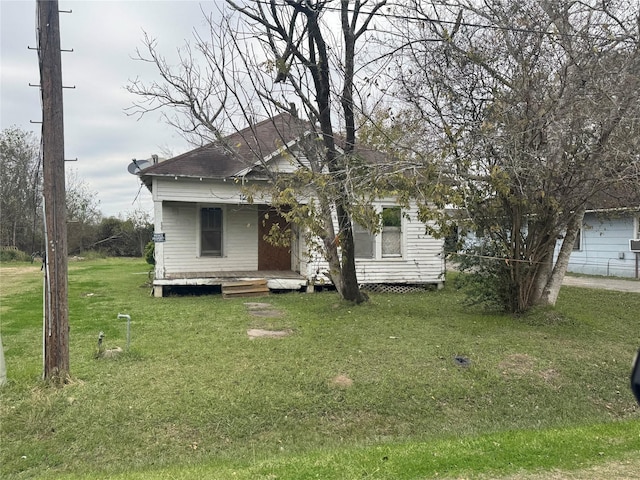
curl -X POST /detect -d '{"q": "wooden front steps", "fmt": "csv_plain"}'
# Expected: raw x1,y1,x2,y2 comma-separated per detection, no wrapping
222,279,270,299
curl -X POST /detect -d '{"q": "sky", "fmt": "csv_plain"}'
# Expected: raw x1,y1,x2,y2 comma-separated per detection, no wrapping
1,0,218,217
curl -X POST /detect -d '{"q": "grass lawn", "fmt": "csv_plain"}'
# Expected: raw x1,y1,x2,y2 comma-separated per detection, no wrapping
1,258,639,479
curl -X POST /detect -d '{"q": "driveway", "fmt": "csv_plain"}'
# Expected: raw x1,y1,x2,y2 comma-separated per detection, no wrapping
562,275,640,293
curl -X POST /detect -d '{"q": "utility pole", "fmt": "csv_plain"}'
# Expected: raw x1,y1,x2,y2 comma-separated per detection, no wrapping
38,0,69,381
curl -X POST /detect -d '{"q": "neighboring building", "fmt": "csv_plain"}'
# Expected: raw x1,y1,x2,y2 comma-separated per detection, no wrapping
555,187,640,279
135,113,445,296
559,208,640,278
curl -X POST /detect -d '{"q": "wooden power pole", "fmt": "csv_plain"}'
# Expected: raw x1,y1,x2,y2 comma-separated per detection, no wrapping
38,0,69,381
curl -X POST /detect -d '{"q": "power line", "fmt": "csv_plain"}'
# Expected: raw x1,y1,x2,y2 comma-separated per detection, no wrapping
447,250,640,273
246,0,636,42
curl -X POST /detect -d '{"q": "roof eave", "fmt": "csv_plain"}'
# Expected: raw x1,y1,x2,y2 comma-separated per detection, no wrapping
234,131,310,177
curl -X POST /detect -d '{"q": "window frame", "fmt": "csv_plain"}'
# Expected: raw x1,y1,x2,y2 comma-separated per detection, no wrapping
381,206,403,258
352,206,404,260
199,206,225,257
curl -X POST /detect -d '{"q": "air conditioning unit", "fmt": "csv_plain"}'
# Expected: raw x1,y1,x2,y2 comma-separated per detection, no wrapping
630,239,640,252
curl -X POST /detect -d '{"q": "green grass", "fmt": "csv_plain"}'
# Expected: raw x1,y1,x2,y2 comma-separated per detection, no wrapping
1,258,639,479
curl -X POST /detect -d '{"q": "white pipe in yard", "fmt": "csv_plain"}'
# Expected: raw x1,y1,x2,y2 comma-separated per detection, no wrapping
0,333,6,386
117,314,131,351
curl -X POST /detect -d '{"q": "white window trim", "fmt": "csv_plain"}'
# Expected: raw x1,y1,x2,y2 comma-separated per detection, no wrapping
380,206,403,259
352,206,406,261
364,206,400,260
196,204,227,258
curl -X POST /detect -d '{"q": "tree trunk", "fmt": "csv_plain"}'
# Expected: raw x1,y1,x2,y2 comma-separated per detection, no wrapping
335,199,366,303
317,192,366,303
537,207,585,306
334,5,366,305
11,219,17,247
78,223,84,254
530,247,553,305
321,209,344,294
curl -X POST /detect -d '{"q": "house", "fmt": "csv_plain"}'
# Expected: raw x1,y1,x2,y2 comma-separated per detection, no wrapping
136,113,445,297
558,190,640,278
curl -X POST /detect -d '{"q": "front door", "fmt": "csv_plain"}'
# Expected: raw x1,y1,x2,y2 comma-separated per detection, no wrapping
258,206,291,271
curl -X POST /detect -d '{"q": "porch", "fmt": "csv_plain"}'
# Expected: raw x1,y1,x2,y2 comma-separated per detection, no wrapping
153,270,308,297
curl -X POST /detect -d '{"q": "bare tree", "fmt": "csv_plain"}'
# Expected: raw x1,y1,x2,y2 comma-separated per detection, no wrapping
392,0,640,312
0,127,42,253
127,1,392,303
66,169,101,254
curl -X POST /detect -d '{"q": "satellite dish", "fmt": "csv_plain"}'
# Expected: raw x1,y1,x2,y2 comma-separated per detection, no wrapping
127,158,152,175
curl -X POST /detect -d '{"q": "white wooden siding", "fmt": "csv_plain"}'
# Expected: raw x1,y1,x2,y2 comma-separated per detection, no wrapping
156,201,259,277
153,177,445,285
155,177,253,204
300,202,445,285
267,147,312,173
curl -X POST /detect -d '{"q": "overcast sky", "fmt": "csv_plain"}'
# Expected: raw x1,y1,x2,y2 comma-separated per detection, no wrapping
1,0,218,217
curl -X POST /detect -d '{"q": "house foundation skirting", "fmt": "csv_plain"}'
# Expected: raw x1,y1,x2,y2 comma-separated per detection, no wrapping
361,282,445,294
151,272,445,297
153,271,307,297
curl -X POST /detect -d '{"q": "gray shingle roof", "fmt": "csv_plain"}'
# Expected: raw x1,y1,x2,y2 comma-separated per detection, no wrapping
139,113,309,183
586,184,640,211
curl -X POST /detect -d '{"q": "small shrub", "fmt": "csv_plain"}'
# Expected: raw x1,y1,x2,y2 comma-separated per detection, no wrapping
452,241,527,313
0,248,31,262
144,242,155,265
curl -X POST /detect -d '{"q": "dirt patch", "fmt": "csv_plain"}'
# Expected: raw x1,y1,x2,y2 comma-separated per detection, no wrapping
244,302,273,310
247,328,292,339
329,374,353,389
499,354,562,385
244,302,290,338
249,310,284,318
244,302,284,318
539,368,560,383
499,353,536,377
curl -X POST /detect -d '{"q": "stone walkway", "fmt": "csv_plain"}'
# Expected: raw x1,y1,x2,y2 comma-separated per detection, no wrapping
244,302,293,339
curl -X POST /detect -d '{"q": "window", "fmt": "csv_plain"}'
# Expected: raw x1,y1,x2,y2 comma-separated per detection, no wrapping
201,207,222,256
381,207,402,257
353,207,403,259
353,222,374,259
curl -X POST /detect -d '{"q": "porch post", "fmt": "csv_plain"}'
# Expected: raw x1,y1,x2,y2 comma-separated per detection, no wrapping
153,194,164,297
